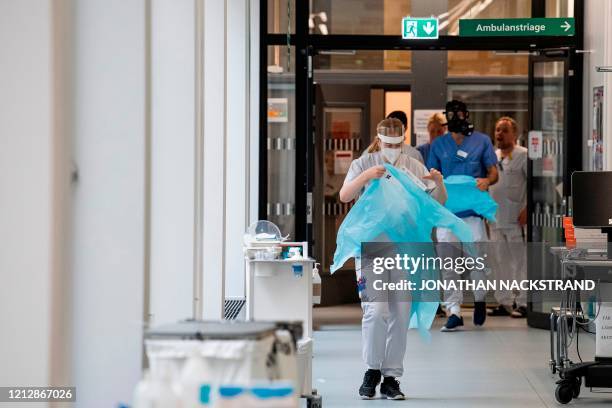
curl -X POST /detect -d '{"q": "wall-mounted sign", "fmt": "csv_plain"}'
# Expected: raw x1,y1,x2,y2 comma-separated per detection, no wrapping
333,150,353,175
267,98,288,122
528,130,543,159
402,17,439,40
413,109,443,146
460,18,575,37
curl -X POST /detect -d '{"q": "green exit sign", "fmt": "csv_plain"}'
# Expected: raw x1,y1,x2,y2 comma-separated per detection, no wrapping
460,18,575,37
402,17,439,39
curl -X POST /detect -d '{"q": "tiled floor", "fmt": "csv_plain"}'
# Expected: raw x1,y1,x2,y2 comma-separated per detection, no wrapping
307,307,611,407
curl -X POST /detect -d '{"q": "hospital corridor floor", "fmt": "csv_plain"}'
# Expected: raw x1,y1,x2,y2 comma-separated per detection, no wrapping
307,306,610,407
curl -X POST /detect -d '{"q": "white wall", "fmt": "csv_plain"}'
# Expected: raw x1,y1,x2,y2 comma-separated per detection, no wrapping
147,0,258,320
0,0,259,404
197,0,257,314
225,0,250,299
149,0,195,326
68,0,146,405
148,0,256,322
249,0,261,227
49,0,76,390
200,0,227,319
0,0,53,396
583,0,612,170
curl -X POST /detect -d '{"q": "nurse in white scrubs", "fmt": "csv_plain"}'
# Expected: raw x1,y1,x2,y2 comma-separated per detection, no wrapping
488,117,528,318
339,118,447,400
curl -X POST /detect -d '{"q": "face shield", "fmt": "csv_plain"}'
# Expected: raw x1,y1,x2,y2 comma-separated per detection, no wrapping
376,121,404,164
377,121,404,145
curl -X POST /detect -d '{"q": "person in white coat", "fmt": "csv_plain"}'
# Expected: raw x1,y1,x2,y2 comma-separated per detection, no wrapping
488,117,528,318
339,118,447,400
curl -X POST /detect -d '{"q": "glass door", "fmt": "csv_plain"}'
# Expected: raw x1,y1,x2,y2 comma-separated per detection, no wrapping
527,52,571,327
529,56,568,243
311,80,372,304
318,105,364,273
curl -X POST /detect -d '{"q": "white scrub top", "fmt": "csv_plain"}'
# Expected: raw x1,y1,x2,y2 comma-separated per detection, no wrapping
344,150,447,204
489,145,527,228
401,144,425,164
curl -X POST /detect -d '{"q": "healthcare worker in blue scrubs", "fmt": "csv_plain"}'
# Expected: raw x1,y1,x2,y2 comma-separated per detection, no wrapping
427,100,499,331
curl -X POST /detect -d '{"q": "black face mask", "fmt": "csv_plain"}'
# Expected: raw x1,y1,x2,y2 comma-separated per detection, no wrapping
445,100,474,136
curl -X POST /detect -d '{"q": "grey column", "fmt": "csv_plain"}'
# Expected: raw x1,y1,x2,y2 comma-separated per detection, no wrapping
410,0,448,145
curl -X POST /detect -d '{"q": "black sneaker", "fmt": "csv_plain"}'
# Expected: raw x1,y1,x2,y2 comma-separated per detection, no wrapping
436,304,446,317
511,305,528,318
441,314,464,332
380,377,405,400
487,305,511,316
358,369,381,399
474,301,487,326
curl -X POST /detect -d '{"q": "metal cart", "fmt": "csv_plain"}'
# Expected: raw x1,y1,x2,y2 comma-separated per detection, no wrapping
549,248,612,404
245,258,321,407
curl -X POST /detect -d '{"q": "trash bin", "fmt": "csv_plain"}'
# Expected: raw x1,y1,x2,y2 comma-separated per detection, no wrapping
143,321,301,407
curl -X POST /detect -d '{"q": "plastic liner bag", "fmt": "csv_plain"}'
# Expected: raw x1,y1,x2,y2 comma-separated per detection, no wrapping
331,164,474,338
443,175,498,222
331,164,473,273
145,337,276,386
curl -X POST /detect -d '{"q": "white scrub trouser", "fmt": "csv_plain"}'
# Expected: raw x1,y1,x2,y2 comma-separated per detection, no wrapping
361,300,411,378
436,216,488,316
490,226,527,308
357,259,411,378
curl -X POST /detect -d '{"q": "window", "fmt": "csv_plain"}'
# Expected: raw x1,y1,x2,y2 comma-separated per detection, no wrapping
444,0,532,35
315,50,411,71
448,51,529,77
447,83,529,143
308,0,532,36
310,0,411,35
545,0,574,17
267,0,295,33
267,46,296,238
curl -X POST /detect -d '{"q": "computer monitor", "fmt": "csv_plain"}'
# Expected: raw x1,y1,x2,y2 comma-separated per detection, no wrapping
571,171,612,239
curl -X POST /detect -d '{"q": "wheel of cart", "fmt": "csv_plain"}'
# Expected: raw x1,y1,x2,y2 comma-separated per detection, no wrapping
305,388,322,408
555,377,581,404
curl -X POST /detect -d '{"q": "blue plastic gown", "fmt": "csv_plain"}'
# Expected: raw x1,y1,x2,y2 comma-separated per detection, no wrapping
443,175,498,222
331,164,473,339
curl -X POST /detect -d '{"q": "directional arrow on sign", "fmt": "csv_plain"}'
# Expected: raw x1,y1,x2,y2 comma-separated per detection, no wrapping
561,21,571,32
403,17,439,39
423,21,435,35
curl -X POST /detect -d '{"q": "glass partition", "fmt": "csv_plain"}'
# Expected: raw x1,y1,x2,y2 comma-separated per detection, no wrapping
266,0,574,35
267,46,296,239
267,0,295,33
315,50,411,71
310,0,411,35
444,0,532,35
530,59,566,244
545,0,574,17
527,58,568,325
448,51,529,77
447,83,529,144
308,0,536,35
321,107,364,272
